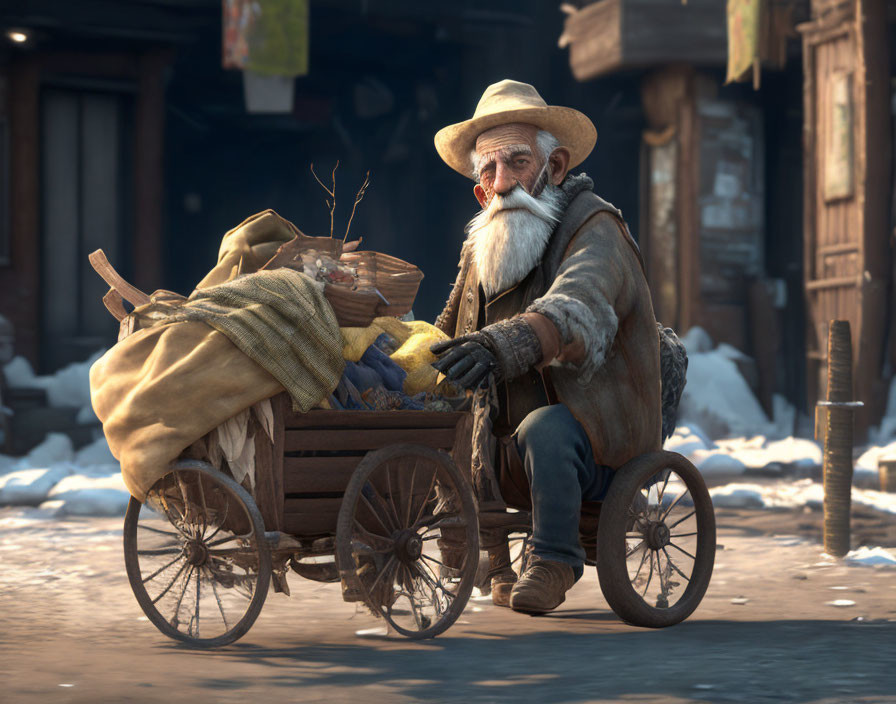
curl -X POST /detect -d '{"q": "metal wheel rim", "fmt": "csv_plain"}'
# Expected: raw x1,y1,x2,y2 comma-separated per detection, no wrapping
624,467,701,611
123,460,271,648
336,444,479,639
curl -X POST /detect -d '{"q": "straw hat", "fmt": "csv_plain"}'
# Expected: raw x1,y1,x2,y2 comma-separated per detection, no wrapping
434,79,597,177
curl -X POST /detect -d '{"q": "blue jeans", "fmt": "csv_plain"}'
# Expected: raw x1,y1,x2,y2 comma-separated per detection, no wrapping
513,404,613,580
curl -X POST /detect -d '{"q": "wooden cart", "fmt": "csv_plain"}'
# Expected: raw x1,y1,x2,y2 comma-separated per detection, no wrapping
123,395,716,647
123,395,479,646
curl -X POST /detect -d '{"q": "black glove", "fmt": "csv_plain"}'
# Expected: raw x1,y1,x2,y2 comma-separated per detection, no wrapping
430,317,543,390
430,332,497,390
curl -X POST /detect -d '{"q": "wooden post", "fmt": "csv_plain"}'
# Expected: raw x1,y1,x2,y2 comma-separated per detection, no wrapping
821,320,860,557
879,459,896,493
5,58,41,364
133,50,170,293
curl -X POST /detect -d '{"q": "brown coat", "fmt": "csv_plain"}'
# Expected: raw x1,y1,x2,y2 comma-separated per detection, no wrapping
436,189,662,471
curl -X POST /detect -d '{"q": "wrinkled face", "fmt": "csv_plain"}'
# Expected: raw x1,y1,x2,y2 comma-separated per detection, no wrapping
473,123,545,206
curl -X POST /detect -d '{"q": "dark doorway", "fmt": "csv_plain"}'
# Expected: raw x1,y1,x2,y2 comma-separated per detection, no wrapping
40,84,134,372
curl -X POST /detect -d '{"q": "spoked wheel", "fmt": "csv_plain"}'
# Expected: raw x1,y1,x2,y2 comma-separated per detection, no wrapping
596,451,715,628
123,460,271,647
336,444,479,639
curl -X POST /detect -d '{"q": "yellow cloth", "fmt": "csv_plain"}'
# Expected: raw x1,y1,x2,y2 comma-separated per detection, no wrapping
90,207,440,501
171,269,344,410
92,210,343,501
341,318,449,395
726,0,762,85
91,321,284,501
196,209,300,290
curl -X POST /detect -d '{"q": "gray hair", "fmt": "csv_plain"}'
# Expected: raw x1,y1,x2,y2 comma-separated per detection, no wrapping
470,129,561,181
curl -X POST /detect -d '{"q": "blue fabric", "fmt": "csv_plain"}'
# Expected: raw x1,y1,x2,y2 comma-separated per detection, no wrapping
333,339,418,411
342,360,383,394
358,343,406,392
332,376,367,409
513,403,613,580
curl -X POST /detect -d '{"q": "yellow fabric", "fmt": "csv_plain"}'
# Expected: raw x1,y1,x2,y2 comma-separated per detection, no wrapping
171,269,344,410
90,321,283,501
91,209,344,501
196,209,300,290
341,317,449,395
90,207,441,501
726,0,762,85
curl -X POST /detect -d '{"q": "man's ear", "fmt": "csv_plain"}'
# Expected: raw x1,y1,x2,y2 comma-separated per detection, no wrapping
549,147,571,186
473,184,489,209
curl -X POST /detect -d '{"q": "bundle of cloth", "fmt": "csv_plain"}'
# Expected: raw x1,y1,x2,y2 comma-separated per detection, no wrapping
89,210,451,501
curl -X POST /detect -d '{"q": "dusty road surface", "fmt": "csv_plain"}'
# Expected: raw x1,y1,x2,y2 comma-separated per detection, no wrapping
1,505,895,704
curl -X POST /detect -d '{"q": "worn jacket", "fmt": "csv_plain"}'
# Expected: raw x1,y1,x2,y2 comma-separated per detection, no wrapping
436,177,662,481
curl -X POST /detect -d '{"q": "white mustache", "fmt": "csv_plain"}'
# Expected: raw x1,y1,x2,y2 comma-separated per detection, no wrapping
466,183,561,235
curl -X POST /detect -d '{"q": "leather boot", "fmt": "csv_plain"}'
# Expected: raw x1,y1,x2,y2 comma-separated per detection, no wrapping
486,538,516,607
509,555,575,614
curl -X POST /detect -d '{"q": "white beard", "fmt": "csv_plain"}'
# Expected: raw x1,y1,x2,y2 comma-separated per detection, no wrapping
465,184,564,297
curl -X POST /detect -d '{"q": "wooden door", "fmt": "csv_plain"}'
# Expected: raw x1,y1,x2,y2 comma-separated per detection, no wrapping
40,86,133,371
800,0,891,434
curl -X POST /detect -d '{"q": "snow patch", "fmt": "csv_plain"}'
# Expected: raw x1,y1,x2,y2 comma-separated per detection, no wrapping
856,440,896,478
18,432,74,470
3,351,104,409
73,436,118,467
693,451,747,478
680,326,713,355
709,478,896,515
844,546,896,567
677,348,775,440
0,464,75,506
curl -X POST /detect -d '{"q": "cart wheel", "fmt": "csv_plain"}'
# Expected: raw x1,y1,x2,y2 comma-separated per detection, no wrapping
596,451,715,628
336,444,479,639
123,460,271,647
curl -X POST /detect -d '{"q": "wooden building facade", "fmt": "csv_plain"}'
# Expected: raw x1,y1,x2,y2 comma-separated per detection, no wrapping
561,0,895,437
0,0,179,371
798,0,893,432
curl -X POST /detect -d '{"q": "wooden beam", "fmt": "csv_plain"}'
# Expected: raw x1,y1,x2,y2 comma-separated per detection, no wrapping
133,50,171,293
675,70,699,333
40,52,140,79
2,58,41,364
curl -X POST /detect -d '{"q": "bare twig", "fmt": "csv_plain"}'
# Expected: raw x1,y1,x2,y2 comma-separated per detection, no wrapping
344,170,370,243
310,161,338,238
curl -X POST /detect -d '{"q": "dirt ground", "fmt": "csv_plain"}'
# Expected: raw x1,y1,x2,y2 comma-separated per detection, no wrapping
1,504,895,704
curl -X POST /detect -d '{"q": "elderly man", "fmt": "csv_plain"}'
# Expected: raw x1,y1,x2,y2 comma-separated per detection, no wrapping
431,80,663,614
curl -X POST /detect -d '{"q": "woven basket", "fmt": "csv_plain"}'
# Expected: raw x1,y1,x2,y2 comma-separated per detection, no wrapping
261,233,343,270
264,238,423,327
322,283,381,327
340,251,424,317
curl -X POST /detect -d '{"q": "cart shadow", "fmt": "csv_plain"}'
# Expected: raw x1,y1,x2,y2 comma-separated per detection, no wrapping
192,619,896,703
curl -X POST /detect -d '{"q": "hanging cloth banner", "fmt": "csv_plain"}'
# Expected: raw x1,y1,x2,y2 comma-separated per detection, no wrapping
222,0,309,77
725,0,763,88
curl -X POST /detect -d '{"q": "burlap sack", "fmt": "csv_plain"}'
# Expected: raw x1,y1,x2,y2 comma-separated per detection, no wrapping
90,321,284,500
90,210,344,501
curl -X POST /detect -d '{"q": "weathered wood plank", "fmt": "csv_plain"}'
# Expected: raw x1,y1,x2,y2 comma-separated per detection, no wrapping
283,456,359,494
284,497,344,514
282,409,465,431
563,0,727,82
254,418,280,531
282,512,338,537
284,427,457,453
271,394,286,529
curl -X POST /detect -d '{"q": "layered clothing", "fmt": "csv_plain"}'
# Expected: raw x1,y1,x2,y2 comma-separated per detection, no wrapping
435,176,662,506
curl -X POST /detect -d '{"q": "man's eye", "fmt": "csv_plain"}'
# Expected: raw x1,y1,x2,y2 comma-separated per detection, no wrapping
514,158,529,167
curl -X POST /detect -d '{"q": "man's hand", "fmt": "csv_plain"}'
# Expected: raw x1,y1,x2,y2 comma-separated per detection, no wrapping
430,333,497,390
430,317,544,391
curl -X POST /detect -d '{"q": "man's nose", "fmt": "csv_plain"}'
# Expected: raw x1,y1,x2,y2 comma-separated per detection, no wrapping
492,161,516,196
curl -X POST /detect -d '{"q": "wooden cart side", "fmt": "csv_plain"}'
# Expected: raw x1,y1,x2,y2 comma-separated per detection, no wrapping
253,393,286,532
276,402,468,538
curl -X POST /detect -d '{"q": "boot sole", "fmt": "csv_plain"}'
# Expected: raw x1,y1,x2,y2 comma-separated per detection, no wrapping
509,596,565,615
